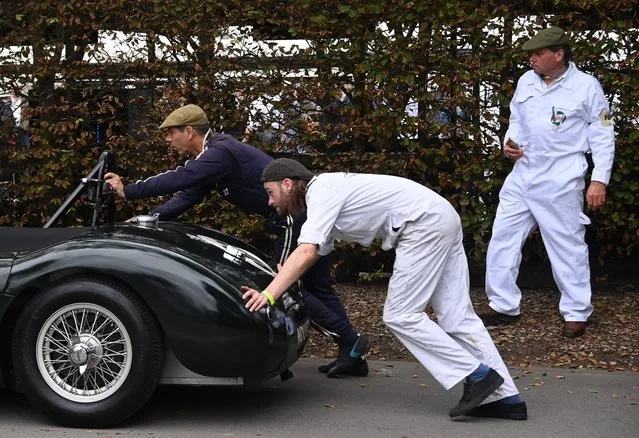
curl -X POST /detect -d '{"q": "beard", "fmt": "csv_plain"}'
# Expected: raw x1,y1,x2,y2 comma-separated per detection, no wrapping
272,181,307,218
274,193,291,216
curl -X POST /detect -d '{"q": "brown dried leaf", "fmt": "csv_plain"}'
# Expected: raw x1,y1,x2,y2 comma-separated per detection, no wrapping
303,285,638,372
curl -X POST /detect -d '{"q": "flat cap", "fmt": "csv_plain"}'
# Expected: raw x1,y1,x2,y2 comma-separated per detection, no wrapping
262,158,315,182
159,104,209,130
521,27,570,51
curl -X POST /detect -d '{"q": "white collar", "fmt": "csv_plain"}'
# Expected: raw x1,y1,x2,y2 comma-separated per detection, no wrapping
194,130,213,159
202,129,212,150
540,62,576,90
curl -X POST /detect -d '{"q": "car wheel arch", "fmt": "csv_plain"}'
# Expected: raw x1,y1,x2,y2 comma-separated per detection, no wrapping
1,272,165,391
11,274,165,427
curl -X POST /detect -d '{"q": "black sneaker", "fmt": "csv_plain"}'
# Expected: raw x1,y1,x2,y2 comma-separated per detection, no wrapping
319,334,371,374
326,357,369,378
449,368,505,418
350,334,371,357
466,400,528,420
318,359,337,373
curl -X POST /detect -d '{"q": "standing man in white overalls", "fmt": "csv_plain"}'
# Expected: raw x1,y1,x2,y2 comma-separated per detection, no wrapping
477,27,615,338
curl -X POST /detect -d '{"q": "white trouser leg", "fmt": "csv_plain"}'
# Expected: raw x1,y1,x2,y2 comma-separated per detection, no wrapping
431,228,519,402
529,195,593,321
485,185,538,315
383,205,519,399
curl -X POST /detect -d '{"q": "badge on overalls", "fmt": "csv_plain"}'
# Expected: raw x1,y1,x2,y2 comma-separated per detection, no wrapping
551,106,566,131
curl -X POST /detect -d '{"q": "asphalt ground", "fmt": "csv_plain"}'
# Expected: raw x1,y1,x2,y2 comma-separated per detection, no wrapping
0,358,636,437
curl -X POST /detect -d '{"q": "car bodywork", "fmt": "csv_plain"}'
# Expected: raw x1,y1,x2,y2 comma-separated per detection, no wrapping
0,151,310,427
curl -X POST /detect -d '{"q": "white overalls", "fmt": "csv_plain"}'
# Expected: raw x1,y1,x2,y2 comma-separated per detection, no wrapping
486,62,615,322
299,173,519,401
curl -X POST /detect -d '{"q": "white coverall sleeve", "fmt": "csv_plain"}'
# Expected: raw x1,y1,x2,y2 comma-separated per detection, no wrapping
503,81,525,149
585,81,615,185
297,183,343,256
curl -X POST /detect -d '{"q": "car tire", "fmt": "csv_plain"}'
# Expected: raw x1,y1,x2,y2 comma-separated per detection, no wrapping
12,276,164,427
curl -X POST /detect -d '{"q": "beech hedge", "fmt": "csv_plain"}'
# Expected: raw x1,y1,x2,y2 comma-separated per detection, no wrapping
0,0,636,276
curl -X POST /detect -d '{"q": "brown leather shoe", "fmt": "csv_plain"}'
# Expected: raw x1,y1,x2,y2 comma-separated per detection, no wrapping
562,321,587,338
476,306,521,326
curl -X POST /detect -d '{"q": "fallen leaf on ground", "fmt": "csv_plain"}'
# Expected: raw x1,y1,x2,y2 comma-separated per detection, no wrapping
302,285,639,372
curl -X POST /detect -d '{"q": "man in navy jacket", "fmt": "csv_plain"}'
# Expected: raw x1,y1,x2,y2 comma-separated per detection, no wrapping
105,104,369,377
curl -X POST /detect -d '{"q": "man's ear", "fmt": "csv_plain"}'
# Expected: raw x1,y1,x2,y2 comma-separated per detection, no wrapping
282,178,294,192
185,126,193,138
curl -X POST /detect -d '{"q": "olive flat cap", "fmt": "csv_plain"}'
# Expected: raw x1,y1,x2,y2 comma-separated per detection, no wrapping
521,27,570,51
159,104,209,130
262,158,315,182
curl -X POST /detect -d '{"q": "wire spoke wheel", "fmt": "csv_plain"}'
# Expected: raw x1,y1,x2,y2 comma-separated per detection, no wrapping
36,303,133,403
14,278,163,427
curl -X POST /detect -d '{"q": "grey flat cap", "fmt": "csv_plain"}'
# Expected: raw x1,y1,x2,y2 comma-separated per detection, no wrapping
159,104,209,129
521,27,570,51
262,158,314,182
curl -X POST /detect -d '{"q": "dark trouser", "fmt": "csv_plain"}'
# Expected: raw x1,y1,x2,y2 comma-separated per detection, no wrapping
271,212,359,348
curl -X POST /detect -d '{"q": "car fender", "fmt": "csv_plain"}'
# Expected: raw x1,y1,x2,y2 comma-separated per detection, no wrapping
0,254,14,295
4,239,274,377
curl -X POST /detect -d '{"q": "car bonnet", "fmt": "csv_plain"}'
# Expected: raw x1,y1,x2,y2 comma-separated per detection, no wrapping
107,222,277,290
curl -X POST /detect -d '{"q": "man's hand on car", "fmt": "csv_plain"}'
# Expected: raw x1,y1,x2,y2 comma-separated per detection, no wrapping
104,172,126,199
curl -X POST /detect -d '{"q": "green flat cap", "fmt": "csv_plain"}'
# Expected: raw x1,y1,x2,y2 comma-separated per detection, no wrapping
262,158,315,182
521,27,570,51
159,104,209,130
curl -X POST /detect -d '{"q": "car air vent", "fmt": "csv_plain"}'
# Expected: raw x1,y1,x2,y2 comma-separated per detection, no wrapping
187,233,276,276
129,214,160,227
222,245,246,264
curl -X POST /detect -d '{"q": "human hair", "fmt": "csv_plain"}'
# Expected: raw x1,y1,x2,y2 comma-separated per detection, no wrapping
192,124,210,136
548,45,572,67
176,124,210,136
288,179,309,217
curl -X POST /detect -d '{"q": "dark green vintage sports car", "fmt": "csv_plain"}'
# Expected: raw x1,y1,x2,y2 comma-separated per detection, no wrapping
0,151,310,427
